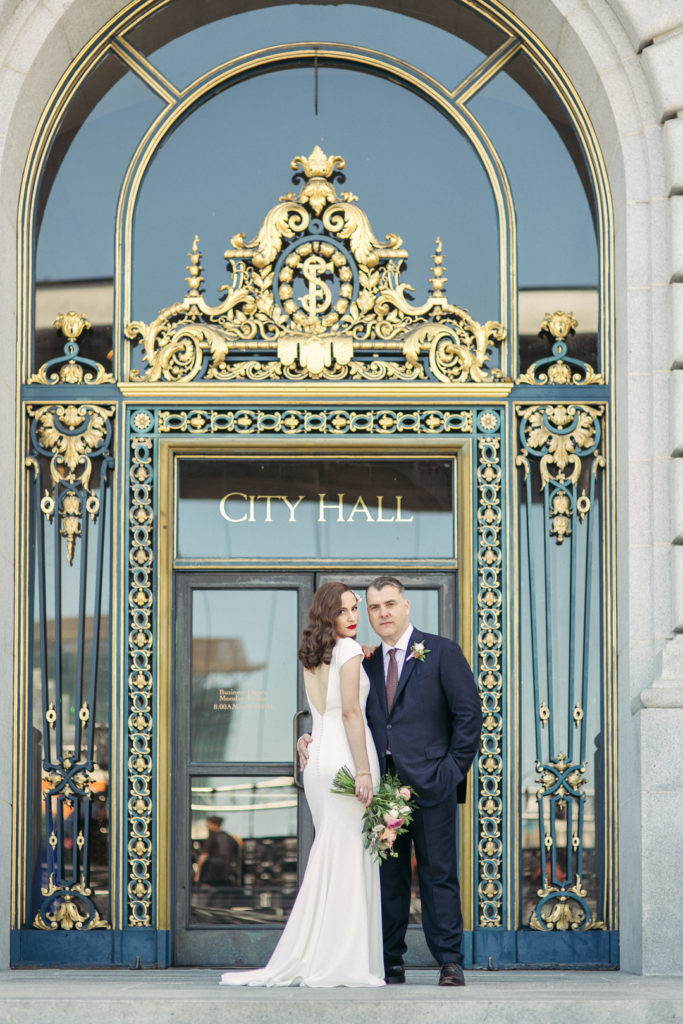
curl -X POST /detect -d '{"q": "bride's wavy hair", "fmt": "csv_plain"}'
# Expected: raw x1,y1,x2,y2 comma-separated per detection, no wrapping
298,582,353,669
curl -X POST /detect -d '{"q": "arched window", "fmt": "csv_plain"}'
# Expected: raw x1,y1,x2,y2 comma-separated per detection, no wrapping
17,1,614,969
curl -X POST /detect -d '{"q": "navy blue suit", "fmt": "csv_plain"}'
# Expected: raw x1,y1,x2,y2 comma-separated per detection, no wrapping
364,628,482,967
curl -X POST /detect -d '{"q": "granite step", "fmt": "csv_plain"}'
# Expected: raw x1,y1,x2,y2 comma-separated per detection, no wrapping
1,968,682,1024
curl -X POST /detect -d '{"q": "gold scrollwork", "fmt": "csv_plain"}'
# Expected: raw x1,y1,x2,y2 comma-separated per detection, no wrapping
475,421,505,928
516,403,604,544
529,877,605,931
27,403,115,564
33,874,110,931
126,149,505,384
127,435,154,926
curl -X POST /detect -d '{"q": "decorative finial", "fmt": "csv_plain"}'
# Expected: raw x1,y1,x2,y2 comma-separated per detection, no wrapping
53,312,92,354
185,236,204,297
429,238,448,302
291,146,345,180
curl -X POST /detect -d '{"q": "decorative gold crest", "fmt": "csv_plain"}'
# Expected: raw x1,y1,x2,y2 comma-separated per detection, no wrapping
126,149,506,384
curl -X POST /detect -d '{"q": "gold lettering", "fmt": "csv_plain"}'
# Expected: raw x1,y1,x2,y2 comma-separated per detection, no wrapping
395,496,414,523
248,495,256,522
347,495,374,523
219,492,248,522
256,495,281,522
281,495,305,522
318,493,345,523
376,496,395,523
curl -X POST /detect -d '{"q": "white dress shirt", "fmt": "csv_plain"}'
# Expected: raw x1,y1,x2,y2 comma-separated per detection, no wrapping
381,623,414,682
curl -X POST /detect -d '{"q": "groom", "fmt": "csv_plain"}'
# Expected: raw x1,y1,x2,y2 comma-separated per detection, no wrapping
362,576,482,988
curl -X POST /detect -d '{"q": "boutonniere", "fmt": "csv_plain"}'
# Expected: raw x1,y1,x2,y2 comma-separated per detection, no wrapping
410,641,430,662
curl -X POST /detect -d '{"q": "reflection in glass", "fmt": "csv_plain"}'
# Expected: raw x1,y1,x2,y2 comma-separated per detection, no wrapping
30,457,112,923
190,775,297,925
191,589,298,763
519,480,603,927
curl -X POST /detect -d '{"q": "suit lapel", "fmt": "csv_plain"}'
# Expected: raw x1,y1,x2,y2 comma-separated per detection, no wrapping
390,628,421,712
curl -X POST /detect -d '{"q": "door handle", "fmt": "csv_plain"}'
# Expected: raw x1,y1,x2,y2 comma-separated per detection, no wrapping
293,708,311,789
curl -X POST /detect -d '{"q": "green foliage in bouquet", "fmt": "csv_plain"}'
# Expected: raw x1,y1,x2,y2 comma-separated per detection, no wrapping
331,766,417,862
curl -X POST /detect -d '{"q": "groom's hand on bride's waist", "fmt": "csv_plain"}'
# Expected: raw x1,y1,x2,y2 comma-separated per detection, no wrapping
297,732,312,769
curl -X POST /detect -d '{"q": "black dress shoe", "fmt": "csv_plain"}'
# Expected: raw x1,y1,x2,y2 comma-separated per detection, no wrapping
438,963,465,987
384,965,406,984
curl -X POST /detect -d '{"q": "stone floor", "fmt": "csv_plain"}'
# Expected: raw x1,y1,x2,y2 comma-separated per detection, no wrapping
1,969,682,1024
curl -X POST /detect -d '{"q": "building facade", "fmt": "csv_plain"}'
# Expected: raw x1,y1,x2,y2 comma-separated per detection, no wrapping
0,0,681,974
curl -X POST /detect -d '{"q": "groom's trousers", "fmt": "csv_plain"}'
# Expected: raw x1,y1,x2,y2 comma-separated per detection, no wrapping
380,789,463,968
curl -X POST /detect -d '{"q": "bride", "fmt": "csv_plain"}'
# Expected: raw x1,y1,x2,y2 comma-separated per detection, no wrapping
220,582,384,988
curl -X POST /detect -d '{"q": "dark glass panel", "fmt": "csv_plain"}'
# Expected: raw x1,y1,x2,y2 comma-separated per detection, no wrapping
177,459,455,561
468,53,598,302
35,52,164,368
190,774,298,925
190,589,298,763
518,465,603,928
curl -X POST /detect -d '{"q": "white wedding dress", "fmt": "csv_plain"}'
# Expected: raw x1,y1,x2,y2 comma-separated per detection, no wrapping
220,636,384,987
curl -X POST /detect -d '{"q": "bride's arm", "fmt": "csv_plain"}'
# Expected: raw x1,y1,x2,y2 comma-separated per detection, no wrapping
340,655,374,808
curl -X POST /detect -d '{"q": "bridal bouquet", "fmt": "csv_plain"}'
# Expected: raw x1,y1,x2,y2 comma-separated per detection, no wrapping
331,766,416,862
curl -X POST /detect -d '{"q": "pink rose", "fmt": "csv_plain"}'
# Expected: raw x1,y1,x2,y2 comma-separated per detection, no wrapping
383,814,405,829
380,828,397,846
398,787,411,801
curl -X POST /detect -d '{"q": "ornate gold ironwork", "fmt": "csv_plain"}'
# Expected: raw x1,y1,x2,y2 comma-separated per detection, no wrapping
126,149,505,384
33,874,110,931
29,311,114,385
516,404,604,544
517,311,603,386
530,877,605,932
474,414,504,928
127,434,154,926
27,403,114,564
157,407,472,436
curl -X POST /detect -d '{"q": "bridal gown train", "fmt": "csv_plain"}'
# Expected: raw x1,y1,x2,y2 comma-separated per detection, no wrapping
220,636,384,987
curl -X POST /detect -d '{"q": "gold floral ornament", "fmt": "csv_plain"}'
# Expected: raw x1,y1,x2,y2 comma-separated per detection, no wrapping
517,311,604,386
29,311,114,385
34,874,110,931
26,403,115,564
126,148,506,383
516,403,604,544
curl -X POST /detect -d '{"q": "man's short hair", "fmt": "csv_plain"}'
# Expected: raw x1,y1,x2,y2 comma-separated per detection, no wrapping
366,576,406,597
207,815,223,826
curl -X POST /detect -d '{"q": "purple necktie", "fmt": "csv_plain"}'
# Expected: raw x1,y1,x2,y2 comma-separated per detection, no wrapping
386,648,399,711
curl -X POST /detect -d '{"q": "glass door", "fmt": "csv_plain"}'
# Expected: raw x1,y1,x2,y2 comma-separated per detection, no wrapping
174,570,457,966
173,572,314,966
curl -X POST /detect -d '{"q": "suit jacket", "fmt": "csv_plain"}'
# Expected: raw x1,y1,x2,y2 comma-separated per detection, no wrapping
364,628,482,807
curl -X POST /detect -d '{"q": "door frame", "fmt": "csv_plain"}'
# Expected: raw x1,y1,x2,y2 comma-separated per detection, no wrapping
172,570,314,966
155,433,476,963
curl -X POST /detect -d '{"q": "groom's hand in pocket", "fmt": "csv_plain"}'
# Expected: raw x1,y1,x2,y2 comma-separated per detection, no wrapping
297,732,312,769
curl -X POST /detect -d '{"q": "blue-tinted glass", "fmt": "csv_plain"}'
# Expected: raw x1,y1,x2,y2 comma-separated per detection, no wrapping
36,54,164,282
469,58,598,293
131,64,499,355
126,4,491,94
